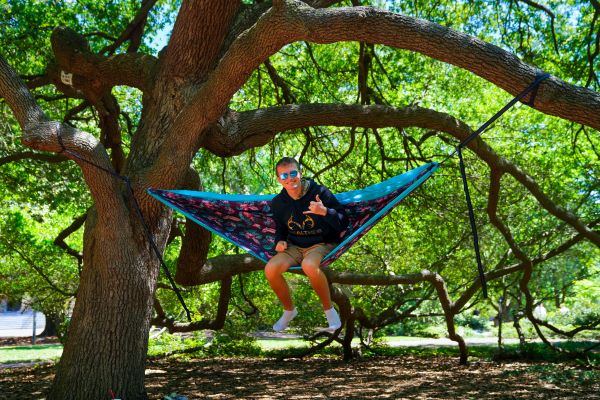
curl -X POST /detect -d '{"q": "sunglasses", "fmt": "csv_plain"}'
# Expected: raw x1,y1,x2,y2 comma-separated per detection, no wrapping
278,170,299,180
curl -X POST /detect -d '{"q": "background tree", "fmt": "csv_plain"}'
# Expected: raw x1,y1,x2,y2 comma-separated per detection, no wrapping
0,0,598,398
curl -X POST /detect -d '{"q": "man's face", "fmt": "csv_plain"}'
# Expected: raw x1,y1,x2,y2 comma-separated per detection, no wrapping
276,163,302,191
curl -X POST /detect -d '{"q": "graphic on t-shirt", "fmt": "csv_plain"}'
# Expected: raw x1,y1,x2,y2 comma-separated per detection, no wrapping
288,213,315,231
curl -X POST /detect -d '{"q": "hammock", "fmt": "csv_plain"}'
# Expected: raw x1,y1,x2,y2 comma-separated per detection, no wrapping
148,162,439,270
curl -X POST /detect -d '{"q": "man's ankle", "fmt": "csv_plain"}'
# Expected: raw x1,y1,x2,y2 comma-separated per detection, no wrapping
324,307,341,331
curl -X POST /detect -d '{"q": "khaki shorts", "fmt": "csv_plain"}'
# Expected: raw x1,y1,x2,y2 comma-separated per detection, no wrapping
279,243,336,265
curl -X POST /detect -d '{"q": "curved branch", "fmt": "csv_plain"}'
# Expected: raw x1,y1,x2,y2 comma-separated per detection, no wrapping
50,27,157,92
202,103,460,155
152,276,232,332
191,0,599,146
487,168,529,261
0,54,47,128
324,268,468,363
64,100,90,123
501,161,600,248
100,0,159,55
208,105,600,258
453,217,600,311
153,0,599,193
25,74,52,90
515,0,559,55
54,213,87,267
203,102,599,248
0,53,129,223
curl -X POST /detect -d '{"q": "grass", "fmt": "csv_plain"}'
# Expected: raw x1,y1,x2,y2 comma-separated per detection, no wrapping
257,338,306,350
0,344,63,364
0,336,408,363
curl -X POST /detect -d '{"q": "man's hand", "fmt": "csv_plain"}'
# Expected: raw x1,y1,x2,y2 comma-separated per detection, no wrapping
275,240,288,252
303,194,327,216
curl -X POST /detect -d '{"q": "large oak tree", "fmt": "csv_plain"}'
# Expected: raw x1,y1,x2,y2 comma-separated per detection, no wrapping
1,0,599,398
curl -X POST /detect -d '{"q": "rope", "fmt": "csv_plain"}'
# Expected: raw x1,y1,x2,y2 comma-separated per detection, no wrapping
440,73,551,299
457,147,487,298
56,133,192,322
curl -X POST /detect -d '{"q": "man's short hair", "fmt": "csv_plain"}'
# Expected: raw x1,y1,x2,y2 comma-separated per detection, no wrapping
275,157,300,172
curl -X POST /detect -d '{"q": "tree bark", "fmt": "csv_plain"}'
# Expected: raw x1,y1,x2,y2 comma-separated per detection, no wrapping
48,210,165,399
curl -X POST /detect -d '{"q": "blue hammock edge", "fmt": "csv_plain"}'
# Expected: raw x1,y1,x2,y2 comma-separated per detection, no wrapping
320,162,440,264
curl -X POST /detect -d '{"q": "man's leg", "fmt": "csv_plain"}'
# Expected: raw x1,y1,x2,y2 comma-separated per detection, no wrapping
265,252,300,332
300,250,332,310
264,253,296,310
301,244,341,331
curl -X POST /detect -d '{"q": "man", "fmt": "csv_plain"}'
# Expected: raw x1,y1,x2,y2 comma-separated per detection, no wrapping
265,157,349,332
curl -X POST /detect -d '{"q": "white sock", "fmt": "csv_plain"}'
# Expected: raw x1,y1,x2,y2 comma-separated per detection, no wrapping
273,308,298,332
324,307,341,331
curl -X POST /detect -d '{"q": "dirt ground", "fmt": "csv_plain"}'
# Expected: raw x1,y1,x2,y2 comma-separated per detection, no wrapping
1,355,599,399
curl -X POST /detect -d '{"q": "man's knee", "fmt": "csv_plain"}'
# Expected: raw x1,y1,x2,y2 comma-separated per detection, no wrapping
301,259,321,276
265,260,285,279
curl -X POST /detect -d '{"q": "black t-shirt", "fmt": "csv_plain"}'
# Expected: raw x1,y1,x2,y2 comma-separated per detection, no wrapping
271,179,349,248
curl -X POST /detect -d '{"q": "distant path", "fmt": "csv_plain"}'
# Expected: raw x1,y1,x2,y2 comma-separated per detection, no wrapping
253,332,530,347
385,337,523,347
0,311,46,338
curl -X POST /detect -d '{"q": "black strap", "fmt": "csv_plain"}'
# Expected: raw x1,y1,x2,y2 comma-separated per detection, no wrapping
57,132,192,321
457,147,488,298
440,73,550,299
441,73,551,165
459,73,551,150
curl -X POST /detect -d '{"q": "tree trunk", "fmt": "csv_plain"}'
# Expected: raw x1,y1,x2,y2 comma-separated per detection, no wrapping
48,209,164,399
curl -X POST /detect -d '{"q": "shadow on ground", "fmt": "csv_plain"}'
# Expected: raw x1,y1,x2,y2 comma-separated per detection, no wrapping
1,355,598,399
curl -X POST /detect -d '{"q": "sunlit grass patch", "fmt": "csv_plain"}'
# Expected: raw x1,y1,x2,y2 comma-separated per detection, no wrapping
0,344,63,364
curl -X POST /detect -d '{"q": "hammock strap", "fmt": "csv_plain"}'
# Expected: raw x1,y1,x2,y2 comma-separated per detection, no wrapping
56,133,192,322
449,74,551,299
441,73,551,165
459,73,550,150
457,147,488,298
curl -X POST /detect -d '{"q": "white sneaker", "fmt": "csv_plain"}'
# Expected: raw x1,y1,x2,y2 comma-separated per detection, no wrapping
325,307,341,332
273,308,298,332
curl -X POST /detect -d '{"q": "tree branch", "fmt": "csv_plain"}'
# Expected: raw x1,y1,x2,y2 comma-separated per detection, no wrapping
54,213,87,268
100,0,159,55
50,27,157,93
515,0,559,54
152,0,600,193
207,102,600,251
159,0,240,82
201,103,461,156
0,54,47,128
0,53,129,223
453,217,600,311
152,276,232,332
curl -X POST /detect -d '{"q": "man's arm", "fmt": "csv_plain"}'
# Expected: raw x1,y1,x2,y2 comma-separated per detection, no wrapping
318,187,349,232
271,198,288,249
